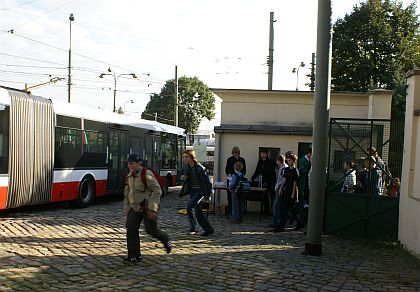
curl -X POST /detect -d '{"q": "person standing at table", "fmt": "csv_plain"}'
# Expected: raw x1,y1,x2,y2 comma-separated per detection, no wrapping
229,161,247,224
182,149,214,236
251,148,276,211
225,146,246,216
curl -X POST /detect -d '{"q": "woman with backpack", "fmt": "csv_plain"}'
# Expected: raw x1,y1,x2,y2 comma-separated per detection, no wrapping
182,150,214,236
229,161,248,224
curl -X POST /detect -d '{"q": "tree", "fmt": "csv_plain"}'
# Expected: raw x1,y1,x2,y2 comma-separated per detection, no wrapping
331,0,420,119
142,76,215,134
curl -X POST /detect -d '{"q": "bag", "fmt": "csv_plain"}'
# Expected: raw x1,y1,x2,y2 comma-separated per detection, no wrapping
140,166,166,195
233,173,251,195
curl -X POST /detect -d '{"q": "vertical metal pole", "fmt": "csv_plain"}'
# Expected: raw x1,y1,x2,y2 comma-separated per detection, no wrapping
310,52,316,91
113,77,117,112
68,15,73,103
175,65,179,127
305,0,332,256
268,12,274,90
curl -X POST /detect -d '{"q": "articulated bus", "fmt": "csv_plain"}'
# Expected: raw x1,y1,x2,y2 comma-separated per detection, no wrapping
0,87,186,210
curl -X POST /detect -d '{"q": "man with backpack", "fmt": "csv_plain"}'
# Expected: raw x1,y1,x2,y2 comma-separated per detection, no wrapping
229,162,250,224
123,153,172,262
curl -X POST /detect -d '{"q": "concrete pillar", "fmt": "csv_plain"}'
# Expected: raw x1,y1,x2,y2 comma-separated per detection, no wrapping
367,89,393,119
399,69,420,257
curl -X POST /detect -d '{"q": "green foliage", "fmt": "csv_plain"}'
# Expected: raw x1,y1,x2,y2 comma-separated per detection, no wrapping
142,76,215,134
331,0,420,118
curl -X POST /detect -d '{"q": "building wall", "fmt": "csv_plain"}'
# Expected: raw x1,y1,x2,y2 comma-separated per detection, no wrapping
219,90,373,126
212,89,393,208
399,70,420,257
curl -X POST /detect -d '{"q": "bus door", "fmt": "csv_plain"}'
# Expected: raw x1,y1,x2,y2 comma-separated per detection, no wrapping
108,129,129,190
144,133,159,171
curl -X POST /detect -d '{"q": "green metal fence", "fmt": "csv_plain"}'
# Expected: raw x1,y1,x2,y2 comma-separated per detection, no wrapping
324,118,404,239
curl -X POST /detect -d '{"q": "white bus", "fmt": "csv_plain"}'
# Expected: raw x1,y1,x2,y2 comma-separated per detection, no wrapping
0,86,186,210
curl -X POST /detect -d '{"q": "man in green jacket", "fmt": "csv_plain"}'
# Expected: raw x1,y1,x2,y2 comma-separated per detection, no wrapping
123,153,171,262
297,148,312,230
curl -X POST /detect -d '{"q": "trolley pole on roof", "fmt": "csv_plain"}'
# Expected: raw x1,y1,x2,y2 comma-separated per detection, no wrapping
305,0,332,256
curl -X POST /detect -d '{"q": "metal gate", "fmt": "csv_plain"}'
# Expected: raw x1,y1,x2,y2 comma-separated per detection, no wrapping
324,118,404,239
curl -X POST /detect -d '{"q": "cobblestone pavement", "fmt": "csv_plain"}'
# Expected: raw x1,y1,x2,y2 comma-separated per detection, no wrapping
1,188,419,292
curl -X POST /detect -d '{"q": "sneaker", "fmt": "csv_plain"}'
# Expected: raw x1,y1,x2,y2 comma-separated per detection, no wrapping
189,229,198,235
123,256,143,262
201,230,214,237
163,240,172,254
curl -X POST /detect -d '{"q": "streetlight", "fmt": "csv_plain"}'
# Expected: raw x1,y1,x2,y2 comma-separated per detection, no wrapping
68,13,74,103
292,61,305,91
99,67,137,112
123,99,134,112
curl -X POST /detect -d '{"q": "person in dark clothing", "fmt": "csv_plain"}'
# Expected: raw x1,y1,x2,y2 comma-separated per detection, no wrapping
225,146,246,216
274,154,299,232
182,149,214,237
297,148,311,230
251,148,277,212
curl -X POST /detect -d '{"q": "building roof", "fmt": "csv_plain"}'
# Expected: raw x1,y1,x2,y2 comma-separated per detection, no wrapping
214,124,312,135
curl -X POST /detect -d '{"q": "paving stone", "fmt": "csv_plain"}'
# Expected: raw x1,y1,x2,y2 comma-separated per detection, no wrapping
0,187,419,291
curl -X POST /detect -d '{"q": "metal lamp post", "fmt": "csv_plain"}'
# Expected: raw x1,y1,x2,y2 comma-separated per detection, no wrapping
99,67,137,112
292,61,305,91
68,13,75,103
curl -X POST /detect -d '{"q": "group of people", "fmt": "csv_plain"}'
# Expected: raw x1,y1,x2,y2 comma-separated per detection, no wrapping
340,147,399,197
121,150,215,263
121,145,400,262
225,146,313,233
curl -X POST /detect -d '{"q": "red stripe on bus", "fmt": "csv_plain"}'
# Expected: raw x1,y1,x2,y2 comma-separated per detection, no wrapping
95,180,107,197
0,186,7,209
51,180,108,202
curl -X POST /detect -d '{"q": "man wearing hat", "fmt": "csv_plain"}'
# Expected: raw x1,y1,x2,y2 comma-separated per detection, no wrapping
123,153,171,262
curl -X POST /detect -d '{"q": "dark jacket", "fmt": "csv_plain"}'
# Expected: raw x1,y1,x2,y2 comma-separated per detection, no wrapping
225,156,246,176
251,157,277,187
185,163,212,197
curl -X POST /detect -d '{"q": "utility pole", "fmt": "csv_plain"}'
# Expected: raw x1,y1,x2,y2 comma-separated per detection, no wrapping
310,53,316,91
174,65,179,127
68,13,74,103
305,0,332,256
267,12,275,90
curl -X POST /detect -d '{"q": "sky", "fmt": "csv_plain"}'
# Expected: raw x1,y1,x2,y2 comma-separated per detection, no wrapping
0,0,417,130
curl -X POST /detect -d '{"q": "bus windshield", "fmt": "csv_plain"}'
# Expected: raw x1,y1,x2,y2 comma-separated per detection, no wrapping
0,104,8,175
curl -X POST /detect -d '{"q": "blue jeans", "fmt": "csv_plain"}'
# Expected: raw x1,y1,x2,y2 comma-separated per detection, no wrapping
231,191,245,221
187,190,213,233
272,193,282,226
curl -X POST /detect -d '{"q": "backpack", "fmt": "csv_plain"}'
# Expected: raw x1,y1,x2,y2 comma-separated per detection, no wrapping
140,166,167,195
233,173,251,195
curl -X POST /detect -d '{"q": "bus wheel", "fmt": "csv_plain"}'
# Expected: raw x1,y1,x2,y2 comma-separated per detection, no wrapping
77,176,96,208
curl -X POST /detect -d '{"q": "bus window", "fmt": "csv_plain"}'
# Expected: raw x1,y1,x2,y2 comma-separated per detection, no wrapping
161,133,177,170
0,104,9,174
57,115,81,129
54,127,83,169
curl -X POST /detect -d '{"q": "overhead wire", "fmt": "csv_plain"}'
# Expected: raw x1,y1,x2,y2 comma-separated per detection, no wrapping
0,0,41,11
8,0,77,31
